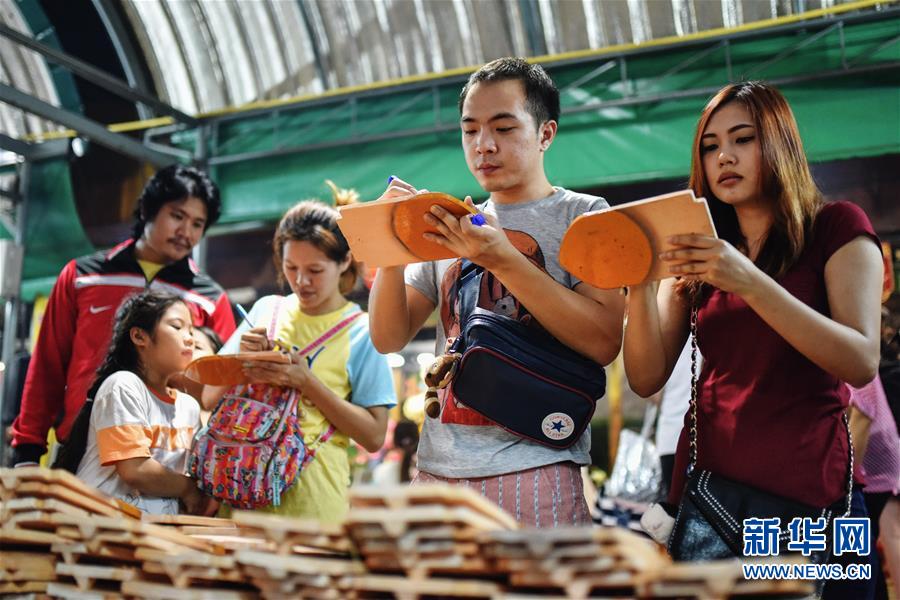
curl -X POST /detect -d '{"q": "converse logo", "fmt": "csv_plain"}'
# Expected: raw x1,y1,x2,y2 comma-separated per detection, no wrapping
542,412,575,440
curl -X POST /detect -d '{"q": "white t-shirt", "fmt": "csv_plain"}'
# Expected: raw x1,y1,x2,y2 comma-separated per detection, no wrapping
655,341,695,456
76,371,200,514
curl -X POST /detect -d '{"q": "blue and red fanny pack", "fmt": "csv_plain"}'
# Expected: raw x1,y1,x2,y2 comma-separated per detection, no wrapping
446,261,606,449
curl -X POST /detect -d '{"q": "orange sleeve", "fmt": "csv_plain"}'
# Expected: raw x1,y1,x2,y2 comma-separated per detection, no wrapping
97,424,152,465
147,425,196,451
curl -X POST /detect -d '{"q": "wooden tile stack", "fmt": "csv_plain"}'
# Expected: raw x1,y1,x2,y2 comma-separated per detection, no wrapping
0,466,141,520
235,550,364,599
0,469,817,599
639,556,814,599
142,514,267,551
342,485,516,597
0,550,55,598
134,547,247,593
480,526,667,597
0,466,142,598
44,511,254,598
0,467,259,599
230,510,352,555
340,573,505,600
229,510,361,599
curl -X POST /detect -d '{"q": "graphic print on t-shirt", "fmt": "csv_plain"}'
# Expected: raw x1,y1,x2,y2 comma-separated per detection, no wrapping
439,229,548,426
301,343,328,408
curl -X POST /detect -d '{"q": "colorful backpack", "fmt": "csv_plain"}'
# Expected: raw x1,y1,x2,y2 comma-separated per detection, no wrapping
187,299,362,509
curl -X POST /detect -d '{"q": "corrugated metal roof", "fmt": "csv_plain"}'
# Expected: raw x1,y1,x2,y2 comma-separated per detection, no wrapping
0,0,861,142
0,0,64,143
119,0,851,115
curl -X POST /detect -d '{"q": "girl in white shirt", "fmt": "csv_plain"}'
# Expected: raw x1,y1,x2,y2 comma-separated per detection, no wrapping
73,290,213,515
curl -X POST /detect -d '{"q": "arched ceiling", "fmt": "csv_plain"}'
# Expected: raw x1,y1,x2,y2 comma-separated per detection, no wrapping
1,0,860,143
0,0,65,138
121,0,851,115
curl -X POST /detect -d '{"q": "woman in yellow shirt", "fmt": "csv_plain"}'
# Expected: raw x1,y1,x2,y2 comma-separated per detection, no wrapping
218,200,395,522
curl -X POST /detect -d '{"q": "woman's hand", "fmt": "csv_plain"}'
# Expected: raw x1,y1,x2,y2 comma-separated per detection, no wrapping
241,350,312,391
239,327,273,353
660,234,761,297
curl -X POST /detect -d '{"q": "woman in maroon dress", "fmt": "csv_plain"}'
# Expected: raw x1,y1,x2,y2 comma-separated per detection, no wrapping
623,82,882,599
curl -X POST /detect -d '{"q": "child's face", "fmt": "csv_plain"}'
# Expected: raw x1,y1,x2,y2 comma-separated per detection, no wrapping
141,302,196,377
192,330,216,359
281,240,350,315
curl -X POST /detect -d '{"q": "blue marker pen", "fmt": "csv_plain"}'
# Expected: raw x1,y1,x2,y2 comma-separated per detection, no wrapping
235,303,254,327
470,213,486,227
236,303,297,352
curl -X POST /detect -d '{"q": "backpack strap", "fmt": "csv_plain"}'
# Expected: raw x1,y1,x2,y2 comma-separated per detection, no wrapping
297,310,364,357
296,309,364,461
301,424,338,468
267,296,286,340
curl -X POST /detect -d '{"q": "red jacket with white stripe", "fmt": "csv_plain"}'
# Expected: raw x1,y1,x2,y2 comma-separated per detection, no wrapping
11,239,236,463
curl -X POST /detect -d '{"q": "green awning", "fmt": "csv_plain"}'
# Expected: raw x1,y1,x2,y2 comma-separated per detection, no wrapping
16,14,900,299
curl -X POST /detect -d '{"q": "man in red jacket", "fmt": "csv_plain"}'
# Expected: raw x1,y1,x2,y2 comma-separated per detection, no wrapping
10,165,237,466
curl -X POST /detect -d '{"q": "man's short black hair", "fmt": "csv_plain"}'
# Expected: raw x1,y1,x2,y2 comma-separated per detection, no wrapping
131,164,221,239
458,57,560,128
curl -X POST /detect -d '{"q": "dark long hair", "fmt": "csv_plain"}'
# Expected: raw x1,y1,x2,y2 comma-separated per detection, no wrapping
273,196,360,295
194,326,223,354
393,420,420,483
53,291,186,472
680,82,821,303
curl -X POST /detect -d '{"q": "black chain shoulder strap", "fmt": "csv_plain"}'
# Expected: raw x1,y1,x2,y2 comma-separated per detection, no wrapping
686,306,853,516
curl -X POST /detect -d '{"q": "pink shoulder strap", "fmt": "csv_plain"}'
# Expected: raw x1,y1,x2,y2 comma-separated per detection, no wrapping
267,296,286,339
297,310,364,357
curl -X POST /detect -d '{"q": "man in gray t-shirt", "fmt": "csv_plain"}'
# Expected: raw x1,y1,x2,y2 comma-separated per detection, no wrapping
368,58,625,527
